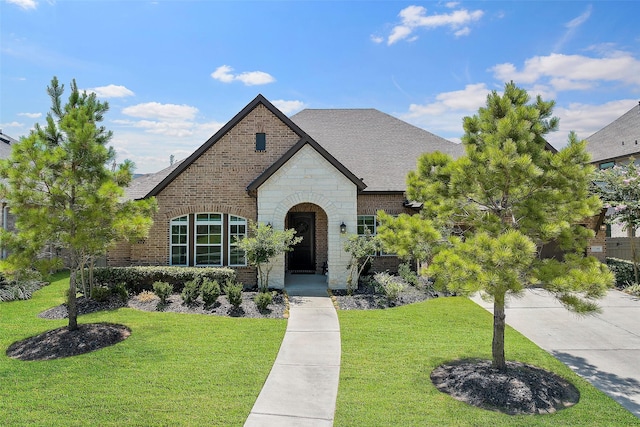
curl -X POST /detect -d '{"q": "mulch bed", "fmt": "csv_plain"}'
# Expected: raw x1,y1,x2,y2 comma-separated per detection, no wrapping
431,359,580,415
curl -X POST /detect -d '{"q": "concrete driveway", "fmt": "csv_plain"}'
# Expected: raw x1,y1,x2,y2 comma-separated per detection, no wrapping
471,289,640,417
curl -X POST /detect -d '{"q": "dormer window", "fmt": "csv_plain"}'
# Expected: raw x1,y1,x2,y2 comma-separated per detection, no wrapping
256,133,266,152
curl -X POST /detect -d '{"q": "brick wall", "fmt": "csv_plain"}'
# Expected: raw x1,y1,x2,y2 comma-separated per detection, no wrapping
119,103,301,286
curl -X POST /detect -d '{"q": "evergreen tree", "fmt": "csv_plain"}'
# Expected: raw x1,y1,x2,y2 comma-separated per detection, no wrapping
405,82,613,370
0,77,157,330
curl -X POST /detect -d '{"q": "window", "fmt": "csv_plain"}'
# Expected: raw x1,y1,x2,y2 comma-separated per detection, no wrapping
170,216,189,265
195,213,223,266
228,215,247,266
256,132,266,151
357,215,376,236
599,161,615,170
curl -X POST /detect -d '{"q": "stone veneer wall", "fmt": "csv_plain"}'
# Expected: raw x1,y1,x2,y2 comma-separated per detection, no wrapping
257,144,358,289
119,104,302,287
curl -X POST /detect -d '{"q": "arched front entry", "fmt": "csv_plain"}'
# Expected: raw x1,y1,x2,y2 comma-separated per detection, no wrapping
286,203,328,274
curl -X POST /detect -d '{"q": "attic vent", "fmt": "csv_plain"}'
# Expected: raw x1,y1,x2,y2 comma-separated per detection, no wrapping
255,133,266,152
622,141,625,146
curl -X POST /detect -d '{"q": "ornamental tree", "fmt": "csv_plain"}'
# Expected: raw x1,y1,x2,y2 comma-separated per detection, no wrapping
594,160,640,283
0,77,157,330
238,221,302,291
406,82,613,370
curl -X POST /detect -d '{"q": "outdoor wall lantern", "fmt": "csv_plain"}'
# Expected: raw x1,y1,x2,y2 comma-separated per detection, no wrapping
340,222,347,234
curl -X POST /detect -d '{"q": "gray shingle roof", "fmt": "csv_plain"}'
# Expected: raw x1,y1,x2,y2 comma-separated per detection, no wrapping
0,131,17,160
585,103,640,164
124,159,184,200
291,109,464,192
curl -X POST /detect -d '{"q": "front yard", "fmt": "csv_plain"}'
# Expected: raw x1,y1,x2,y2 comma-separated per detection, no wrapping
1,273,638,426
0,272,286,426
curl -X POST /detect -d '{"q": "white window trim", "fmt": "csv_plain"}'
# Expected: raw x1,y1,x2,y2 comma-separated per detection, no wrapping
228,215,247,267
170,215,189,266
194,213,223,267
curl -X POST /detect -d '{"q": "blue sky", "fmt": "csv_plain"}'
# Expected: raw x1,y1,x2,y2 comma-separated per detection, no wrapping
2,0,639,174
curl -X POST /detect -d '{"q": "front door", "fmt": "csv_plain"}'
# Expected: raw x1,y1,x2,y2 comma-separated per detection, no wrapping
288,212,315,272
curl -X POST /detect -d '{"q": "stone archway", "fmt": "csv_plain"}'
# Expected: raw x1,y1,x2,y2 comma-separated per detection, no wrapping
286,203,328,274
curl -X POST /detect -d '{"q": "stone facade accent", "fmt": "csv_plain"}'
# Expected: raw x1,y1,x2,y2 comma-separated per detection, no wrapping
257,144,358,289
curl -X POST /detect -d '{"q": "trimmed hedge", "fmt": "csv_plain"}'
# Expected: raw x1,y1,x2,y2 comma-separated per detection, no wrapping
85,266,236,294
606,257,637,288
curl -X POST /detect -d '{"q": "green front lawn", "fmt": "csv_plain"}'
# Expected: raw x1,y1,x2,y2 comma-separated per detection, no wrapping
335,297,640,426
0,273,287,426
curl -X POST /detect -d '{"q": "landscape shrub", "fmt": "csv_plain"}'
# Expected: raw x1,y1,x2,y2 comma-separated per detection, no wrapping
0,280,45,302
200,279,221,307
181,279,200,305
624,283,640,296
113,282,129,302
224,281,243,308
374,272,405,302
137,290,157,302
90,285,111,302
606,258,635,288
254,292,273,312
152,281,173,304
398,262,419,286
84,266,236,294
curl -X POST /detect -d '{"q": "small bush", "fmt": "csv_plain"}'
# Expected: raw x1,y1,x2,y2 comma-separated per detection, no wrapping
624,283,640,296
254,292,273,312
137,290,157,302
200,279,221,307
91,285,111,302
181,279,200,305
0,280,45,302
398,263,419,286
224,281,243,308
113,282,129,302
606,258,636,288
374,272,405,302
152,281,173,304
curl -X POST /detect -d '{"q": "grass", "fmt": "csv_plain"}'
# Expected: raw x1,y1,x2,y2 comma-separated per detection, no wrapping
335,296,640,426
0,272,287,426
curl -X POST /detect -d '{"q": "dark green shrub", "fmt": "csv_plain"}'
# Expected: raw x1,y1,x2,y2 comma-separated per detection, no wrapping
91,285,111,302
113,282,129,302
254,292,273,312
83,266,236,294
181,279,200,305
398,263,419,286
224,281,243,308
152,281,173,304
606,258,636,287
200,279,221,307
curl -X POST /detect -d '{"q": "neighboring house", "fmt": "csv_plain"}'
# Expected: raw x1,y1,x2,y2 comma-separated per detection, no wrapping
0,131,17,260
585,102,640,241
110,95,464,289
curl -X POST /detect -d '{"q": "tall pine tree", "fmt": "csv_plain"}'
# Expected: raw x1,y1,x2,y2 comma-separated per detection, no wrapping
0,77,156,330
403,82,613,370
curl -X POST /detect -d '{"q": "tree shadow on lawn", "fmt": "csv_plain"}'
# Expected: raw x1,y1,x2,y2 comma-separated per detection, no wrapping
552,351,640,416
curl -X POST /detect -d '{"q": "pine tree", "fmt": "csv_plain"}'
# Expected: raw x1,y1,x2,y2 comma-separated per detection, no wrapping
405,82,613,370
0,77,157,330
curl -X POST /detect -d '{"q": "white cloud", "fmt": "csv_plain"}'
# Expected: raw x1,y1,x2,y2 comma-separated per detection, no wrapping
550,99,639,148
122,102,198,121
553,5,592,52
86,84,135,98
18,112,42,119
490,51,640,90
211,65,275,86
7,0,37,10
370,35,384,44
387,5,484,45
272,100,305,115
400,83,491,138
0,121,24,128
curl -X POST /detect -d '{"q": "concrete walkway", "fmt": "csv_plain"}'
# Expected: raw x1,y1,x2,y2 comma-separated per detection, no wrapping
471,289,640,417
245,275,340,426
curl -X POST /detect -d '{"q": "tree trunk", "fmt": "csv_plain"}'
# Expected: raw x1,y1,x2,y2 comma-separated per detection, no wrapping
492,296,506,370
68,265,78,331
631,232,639,284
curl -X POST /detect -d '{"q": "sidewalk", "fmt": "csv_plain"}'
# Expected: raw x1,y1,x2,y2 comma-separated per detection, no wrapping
471,289,640,417
245,276,341,426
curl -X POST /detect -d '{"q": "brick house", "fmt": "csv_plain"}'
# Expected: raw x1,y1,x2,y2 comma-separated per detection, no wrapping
0,131,17,260
110,95,463,289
